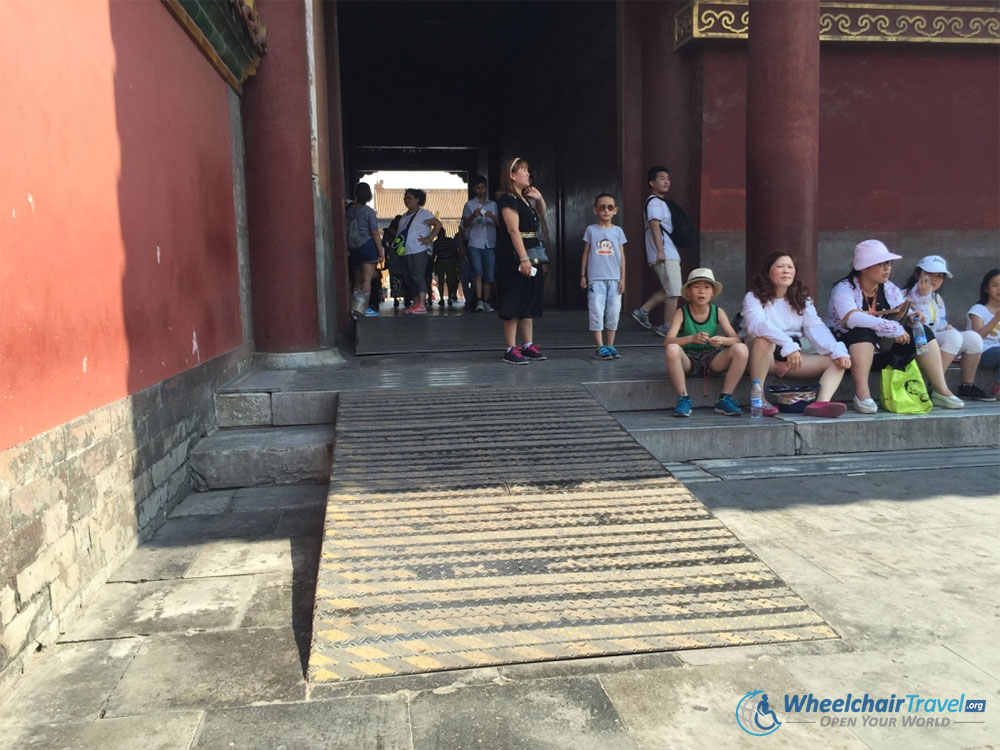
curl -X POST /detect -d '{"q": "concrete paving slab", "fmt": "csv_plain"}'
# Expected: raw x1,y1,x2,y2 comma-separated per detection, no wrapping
61,577,253,640
778,645,1000,750
788,580,994,651
0,639,140,727
103,628,306,714
169,489,234,517
274,505,326,537
229,483,328,512
941,637,1000,682
192,697,410,750
497,651,684,681
184,537,294,578
661,462,720,483
238,571,315,631
407,676,638,750
0,711,202,750
739,539,842,587
149,509,282,544
899,523,1000,578
107,544,199,583
341,665,504,699
676,638,857,667
776,530,971,584
599,662,867,750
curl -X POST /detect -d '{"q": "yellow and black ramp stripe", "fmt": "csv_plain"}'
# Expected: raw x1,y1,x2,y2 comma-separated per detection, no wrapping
309,384,836,682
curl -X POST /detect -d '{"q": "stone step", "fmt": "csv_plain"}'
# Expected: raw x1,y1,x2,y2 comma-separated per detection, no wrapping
686,446,1000,481
585,365,995,411
215,390,339,428
189,425,336,490
613,401,1000,462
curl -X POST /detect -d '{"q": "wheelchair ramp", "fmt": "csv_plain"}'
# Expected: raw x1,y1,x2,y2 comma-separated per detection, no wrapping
309,384,837,682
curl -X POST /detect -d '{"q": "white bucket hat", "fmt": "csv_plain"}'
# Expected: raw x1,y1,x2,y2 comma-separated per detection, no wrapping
681,268,723,300
853,240,902,271
916,254,953,278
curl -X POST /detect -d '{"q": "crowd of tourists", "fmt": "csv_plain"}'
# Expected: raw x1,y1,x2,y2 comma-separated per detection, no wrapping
345,159,1000,416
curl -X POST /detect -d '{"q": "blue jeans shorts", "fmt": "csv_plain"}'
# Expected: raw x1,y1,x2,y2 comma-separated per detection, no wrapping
468,246,496,283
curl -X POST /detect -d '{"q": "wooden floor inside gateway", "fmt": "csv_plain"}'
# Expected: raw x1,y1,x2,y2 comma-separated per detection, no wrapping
309,384,837,682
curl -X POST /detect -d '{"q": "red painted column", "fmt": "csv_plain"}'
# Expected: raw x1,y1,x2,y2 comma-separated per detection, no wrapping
746,0,819,292
243,0,320,352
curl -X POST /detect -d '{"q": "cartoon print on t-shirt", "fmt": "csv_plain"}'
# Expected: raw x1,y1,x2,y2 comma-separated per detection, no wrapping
596,238,615,255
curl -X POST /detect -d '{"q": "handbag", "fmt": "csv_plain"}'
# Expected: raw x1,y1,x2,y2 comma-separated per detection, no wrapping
879,359,932,414
526,242,549,265
391,212,418,257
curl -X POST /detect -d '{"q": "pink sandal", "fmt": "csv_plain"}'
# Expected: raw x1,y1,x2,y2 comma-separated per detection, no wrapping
804,401,847,418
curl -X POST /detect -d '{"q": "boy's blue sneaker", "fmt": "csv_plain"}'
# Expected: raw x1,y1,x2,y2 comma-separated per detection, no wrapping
607,346,621,359
595,346,613,360
674,395,692,418
714,394,742,416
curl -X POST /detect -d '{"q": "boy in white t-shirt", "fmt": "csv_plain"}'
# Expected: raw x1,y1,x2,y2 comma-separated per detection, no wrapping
631,165,682,337
581,193,627,359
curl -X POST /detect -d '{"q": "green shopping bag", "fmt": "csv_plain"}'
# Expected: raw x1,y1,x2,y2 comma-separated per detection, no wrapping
879,359,932,414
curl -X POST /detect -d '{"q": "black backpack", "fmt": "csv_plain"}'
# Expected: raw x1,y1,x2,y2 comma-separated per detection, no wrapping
645,195,694,249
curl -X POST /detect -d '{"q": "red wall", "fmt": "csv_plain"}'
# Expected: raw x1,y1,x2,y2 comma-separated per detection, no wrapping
820,46,999,230
694,45,1000,233
0,1,242,451
243,0,320,351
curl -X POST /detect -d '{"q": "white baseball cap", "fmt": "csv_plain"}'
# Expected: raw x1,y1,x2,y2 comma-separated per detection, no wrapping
916,255,953,278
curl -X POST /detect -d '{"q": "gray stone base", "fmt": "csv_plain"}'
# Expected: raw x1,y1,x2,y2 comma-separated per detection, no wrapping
0,344,252,696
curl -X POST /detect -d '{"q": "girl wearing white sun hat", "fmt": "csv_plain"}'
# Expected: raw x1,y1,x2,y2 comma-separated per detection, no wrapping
827,240,963,413
901,255,993,401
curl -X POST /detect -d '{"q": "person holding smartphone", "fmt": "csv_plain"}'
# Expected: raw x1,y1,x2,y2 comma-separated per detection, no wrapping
495,156,547,365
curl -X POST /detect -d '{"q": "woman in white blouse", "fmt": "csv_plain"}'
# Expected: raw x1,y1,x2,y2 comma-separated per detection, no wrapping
827,240,962,413
742,252,851,418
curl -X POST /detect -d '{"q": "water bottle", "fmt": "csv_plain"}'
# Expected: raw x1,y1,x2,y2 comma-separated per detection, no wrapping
911,319,929,355
750,379,763,419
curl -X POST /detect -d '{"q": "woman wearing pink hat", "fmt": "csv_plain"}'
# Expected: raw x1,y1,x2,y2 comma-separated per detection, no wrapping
828,240,963,413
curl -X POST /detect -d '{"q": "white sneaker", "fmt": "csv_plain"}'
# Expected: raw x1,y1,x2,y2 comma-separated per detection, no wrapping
475,300,485,312
853,396,878,414
482,301,495,312
931,392,964,409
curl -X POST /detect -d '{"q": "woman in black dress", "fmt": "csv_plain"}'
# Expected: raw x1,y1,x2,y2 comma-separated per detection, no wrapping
496,156,547,364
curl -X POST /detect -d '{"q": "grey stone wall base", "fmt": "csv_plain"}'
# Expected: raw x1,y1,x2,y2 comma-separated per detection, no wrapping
0,344,252,696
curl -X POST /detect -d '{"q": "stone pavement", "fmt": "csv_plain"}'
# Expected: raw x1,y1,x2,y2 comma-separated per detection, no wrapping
0,460,996,749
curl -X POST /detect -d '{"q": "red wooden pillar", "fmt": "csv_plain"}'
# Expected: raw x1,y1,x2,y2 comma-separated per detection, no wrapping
746,0,820,292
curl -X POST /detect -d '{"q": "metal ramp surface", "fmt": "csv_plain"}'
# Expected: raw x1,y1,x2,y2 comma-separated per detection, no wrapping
309,384,837,682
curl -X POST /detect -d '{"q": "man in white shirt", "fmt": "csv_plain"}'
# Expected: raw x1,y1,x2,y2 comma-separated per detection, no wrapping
462,176,499,312
631,165,682,337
